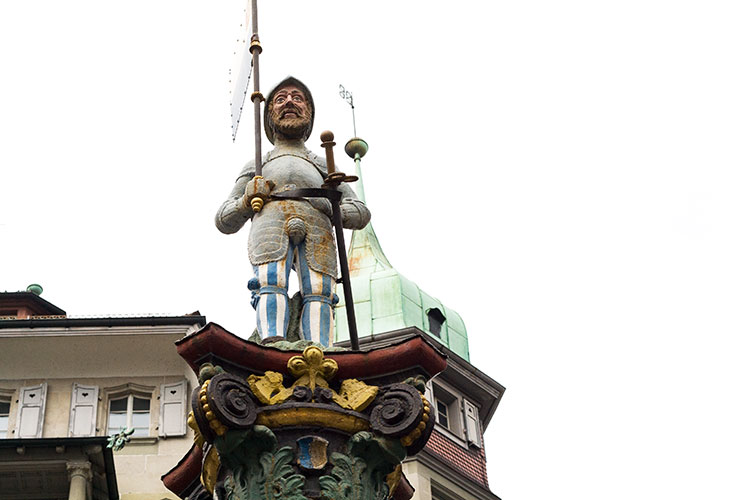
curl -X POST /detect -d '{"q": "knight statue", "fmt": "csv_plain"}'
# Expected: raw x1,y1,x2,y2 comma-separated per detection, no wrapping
215,77,370,347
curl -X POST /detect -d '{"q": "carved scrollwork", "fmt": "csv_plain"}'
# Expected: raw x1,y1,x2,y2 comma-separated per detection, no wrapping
402,394,435,455
190,387,216,443
369,384,424,438
206,373,258,429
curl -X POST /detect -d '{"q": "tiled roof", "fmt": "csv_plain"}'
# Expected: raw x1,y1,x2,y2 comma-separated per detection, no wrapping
424,430,489,487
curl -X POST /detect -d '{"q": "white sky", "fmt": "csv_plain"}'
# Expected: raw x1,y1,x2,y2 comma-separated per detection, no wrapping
2,1,750,498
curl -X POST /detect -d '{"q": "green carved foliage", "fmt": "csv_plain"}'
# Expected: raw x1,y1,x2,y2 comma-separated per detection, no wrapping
218,426,306,500
319,432,404,500
319,453,389,500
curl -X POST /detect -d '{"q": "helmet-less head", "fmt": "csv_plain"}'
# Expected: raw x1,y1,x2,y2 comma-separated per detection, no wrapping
264,77,314,144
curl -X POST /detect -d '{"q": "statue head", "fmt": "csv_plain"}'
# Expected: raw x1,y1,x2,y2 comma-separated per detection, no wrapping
264,76,315,144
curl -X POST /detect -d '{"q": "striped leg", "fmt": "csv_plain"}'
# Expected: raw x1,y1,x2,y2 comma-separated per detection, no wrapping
295,242,335,347
253,245,293,339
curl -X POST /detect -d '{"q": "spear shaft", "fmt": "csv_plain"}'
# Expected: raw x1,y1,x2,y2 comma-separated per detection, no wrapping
249,0,263,177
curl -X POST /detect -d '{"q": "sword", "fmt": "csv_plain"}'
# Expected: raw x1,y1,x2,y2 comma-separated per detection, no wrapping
271,131,360,350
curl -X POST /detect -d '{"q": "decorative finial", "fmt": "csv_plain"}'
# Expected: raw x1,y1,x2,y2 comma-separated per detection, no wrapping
26,284,43,296
344,138,368,160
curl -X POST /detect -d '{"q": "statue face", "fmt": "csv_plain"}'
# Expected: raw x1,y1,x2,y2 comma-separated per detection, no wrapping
270,85,311,140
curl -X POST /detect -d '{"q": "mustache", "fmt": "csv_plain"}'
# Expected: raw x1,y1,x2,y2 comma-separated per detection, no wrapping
278,103,303,116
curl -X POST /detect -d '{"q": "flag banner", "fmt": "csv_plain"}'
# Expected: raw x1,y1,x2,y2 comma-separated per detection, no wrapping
230,1,254,141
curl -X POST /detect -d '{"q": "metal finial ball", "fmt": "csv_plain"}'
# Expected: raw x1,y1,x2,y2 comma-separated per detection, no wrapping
320,130,334,142
344,138,368,159
26,284,43,295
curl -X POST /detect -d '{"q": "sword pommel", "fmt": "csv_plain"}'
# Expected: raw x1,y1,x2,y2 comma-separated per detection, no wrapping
320,130,337,176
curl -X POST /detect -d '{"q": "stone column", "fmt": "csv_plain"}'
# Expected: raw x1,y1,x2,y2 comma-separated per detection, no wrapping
66,461,92,500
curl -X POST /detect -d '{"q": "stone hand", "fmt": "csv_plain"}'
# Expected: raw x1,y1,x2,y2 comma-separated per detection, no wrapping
308,198,333,218
340,198,371,230
243,176,275,212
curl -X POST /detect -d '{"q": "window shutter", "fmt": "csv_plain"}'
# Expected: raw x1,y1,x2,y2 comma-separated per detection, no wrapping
424,382,433,405
159,380,187,437
16,383,47,438
464,399,481,447
69,384,99,437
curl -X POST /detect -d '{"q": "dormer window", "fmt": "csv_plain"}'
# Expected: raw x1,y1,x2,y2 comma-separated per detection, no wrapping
426,308,446,338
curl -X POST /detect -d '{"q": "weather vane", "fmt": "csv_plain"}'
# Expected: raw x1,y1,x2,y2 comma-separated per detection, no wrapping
339,85,369,203
339,84,357,137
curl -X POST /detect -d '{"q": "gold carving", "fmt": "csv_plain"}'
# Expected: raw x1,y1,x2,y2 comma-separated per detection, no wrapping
331,379,378,412
187,411,205,448
201,445,220,495
247,371,293,405
256,407,370,434
242,348,379,414
288,346,338,391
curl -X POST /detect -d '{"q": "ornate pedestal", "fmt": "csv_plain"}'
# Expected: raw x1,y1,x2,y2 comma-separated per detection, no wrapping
163,323,447,500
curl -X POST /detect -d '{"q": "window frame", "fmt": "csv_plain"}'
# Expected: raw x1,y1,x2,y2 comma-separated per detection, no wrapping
0,389,13,439
426,380,483,450
108,394,151,437
101,383,155,439
429,382,463,439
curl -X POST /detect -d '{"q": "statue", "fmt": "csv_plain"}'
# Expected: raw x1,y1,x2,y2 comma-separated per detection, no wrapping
215,77,370,347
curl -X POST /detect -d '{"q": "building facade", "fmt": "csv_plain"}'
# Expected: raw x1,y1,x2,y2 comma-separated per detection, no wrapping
334,220,505,500
0,289,205,499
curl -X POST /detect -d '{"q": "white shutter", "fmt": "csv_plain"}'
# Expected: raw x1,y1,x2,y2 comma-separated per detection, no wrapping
159,380,187,437
424,381,433,405
69,384,99,437
464,399,481,447
16,383,47,438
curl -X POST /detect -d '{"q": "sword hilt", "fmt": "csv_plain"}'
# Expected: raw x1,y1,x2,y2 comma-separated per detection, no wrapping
320,130,337,176
320,131,358,188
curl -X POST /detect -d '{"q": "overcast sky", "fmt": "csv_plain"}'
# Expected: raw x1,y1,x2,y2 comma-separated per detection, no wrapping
2,1,749,499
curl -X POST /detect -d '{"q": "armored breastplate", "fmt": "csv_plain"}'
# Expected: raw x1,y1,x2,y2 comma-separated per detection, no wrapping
263,153,326,194
247,150,337,277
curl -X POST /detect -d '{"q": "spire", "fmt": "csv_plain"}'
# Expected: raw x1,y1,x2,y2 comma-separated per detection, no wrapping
334,140,471,361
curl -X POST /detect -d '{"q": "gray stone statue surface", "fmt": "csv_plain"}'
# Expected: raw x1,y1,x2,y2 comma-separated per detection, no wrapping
215,77,370,346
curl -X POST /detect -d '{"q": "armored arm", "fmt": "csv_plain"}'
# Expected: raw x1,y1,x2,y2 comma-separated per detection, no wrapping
308,151,370,229
338,182,371,230
215,163,255,235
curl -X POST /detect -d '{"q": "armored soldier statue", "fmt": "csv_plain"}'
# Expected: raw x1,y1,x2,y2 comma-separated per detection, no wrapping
215,77,370,346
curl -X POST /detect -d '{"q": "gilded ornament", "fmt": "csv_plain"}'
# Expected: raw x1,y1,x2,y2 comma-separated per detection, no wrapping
287,345,338,391
201,446,220,495
255,407,370,434
247,371,293,405
331,378,378,412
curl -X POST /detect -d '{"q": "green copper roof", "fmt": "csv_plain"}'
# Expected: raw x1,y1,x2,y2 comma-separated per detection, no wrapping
334,222,470,361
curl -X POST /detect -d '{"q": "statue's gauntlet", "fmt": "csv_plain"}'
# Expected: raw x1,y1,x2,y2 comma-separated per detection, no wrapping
340,198,371,230
243,176,275,212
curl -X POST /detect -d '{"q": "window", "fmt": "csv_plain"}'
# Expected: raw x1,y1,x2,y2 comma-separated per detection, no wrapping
108,395,151,437
102,383,155,438
426,308,446,338
431,384,461,436
101,381,187,439
0,400,10,438
427,381,483,448
436,399,450,428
